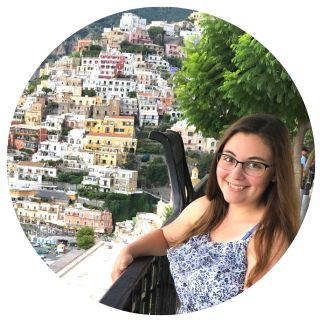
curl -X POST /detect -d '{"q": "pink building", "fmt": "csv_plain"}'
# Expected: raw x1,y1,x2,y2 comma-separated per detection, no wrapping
8,125,47,153
98,52,125,79
128,27,152,45
64,207,113,233
165,43,183,58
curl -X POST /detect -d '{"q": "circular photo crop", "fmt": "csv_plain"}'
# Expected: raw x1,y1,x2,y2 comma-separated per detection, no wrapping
6,5,313,315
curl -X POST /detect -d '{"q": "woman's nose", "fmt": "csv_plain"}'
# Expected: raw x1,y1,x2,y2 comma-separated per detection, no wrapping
229,162,245,178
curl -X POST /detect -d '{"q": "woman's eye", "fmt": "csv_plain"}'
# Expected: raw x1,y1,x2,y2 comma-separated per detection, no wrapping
223,156,235,163
247,162,262,169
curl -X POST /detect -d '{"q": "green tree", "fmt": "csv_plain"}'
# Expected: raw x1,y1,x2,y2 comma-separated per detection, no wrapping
42,87,52,94
69,51,81,58
76,226,95,249
82,88,96,97
127,91,137,98
147,26,165,46
121,153,138,170
57,171,87,185
139,156,169,188
164,56,182,69
173,14,310,187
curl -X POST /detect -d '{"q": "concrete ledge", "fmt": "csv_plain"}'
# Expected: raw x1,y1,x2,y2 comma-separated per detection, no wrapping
57,241,104,277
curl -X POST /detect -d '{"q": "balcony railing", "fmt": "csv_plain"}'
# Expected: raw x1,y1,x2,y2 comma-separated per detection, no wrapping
99,130,208,314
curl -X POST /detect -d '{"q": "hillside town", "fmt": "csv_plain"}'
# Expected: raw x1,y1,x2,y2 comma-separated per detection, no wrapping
7,11,219,277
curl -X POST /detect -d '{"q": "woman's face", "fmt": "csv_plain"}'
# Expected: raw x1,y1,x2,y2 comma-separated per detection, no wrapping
216,132,274,209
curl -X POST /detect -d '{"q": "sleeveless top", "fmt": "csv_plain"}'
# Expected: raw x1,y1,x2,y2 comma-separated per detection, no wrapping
166,225,257,313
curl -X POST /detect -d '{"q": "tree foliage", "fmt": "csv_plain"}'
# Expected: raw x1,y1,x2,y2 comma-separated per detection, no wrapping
76,226,95,249
120,41,156,55
82,88,96,97
139,156,169,188
173,14,311,187
103,193,157,227
57,171,87,185
164,56,183,69
186,150,213,179
147,26,165,46
173,14,309,138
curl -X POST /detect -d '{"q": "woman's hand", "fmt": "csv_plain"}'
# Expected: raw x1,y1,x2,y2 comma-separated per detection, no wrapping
111,248,134,283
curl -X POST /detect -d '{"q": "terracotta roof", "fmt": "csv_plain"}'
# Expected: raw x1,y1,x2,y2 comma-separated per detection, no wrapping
137,92,153,97
17,161,46,167
87,132,134,138
108,116,134,120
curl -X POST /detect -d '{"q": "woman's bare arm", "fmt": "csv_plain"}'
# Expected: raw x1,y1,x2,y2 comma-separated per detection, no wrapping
111,196,210,282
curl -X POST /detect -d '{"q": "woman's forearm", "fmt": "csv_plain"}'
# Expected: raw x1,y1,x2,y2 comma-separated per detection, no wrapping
123,228,169,258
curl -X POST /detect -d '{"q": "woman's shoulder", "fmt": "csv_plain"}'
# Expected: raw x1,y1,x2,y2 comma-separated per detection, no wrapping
187,195,211,211
180,195,211,223
162,195,211,246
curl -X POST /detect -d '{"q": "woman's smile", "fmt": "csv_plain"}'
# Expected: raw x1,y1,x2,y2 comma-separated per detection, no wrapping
227,181,247,191
217,132,274,209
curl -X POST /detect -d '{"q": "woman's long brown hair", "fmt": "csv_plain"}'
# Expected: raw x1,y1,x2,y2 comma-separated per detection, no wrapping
173,113,300,287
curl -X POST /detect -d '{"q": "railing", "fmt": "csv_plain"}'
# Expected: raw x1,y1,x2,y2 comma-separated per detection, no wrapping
99,130,208,314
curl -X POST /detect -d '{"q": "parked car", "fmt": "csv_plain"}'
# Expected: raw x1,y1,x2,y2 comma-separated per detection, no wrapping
36,248,49,255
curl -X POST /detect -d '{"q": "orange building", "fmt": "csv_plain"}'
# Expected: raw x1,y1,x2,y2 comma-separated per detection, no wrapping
64,207,113,233
74,39,92,52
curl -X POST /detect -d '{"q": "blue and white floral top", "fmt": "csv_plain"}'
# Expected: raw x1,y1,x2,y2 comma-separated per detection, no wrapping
167,226,256,313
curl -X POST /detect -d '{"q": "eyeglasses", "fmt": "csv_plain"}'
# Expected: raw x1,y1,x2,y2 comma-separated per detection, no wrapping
215,153,274,177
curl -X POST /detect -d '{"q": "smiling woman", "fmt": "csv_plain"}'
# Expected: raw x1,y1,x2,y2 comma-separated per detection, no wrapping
111,113,301,313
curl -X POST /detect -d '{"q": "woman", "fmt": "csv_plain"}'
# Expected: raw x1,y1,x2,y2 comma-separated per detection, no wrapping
111,113,300,313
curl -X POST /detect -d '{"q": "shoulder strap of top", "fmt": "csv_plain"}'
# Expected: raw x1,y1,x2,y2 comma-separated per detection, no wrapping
241,224,258,240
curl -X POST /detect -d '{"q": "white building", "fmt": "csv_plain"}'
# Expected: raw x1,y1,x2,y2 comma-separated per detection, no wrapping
80,56,100,73
9,161,57,190
96,78,136,99
137,93,159,127
114,212,163,243
67,128,85,150
62,150,95,170
120,13,147,32
170,119,218,152
41,114,64,132
145,54,170,71
122,52,136,76
64,113,86,129
32,140,68,162
148,21,176,36
120,97,139,116
82,165,138,194
180,29,202,39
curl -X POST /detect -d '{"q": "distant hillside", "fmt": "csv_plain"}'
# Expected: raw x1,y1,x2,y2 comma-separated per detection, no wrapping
44,7,194,65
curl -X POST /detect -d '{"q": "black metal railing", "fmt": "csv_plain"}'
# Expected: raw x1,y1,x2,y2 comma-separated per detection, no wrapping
99,130,208,314
100,255,178,314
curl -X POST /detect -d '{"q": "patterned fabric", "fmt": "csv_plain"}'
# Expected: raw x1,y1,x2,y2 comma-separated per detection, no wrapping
167,231,253,313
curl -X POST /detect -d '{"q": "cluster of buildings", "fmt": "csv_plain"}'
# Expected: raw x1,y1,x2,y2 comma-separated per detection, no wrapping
7,11,217,236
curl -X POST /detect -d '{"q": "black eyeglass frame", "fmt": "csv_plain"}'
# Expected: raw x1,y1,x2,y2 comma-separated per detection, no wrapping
215,152,275,176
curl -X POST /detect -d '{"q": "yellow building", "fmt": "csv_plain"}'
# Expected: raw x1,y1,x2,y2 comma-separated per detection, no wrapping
84,115,135,136
83,132,137,167
83,115,136,166
188,11,203,28
71,95,97,106
24,102,44,126
100,29,128,50
191,166,201,187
